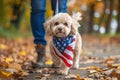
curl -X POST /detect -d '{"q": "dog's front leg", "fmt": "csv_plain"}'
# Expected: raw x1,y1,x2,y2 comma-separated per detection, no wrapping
73,35,82,69
73,48,81,69
50,44,61,68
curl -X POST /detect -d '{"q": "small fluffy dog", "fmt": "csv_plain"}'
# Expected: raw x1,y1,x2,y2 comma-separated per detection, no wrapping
44,12,82,75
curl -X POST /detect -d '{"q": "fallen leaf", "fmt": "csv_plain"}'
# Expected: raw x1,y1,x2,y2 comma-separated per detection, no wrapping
8,63,22,71
65,74,77,79
76,74,84,80
6,57,14,63
42,68,50,74
89,70,97,74
35,69,43,73
110,70,120,79
35,76,46,79
0,70,13,78
21,71,29,76
111,77,118,80
84,66,102,72
5,68,17,73
117,66,120,70
84,78,93,80
45,60,53,65
107,64,120,68
0,44,8,50
0,62,8,68
102,68,114,76
19,51,27,56
16,38,23,44
104,58,114,64
35,74,50,79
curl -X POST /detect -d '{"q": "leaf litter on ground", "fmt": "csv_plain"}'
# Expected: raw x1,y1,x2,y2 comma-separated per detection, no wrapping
0,35,120,79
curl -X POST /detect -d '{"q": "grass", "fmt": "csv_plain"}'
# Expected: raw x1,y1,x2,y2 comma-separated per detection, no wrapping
0,27,32,39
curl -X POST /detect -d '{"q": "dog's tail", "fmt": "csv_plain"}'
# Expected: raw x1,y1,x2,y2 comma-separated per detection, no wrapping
72,12,82,21
72,12,82,27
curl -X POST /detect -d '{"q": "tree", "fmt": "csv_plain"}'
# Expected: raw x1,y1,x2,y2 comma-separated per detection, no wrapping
0,0,5,25
98,0,107,32
79,0,96,34
10,0,26,29
88,3,95,33
117,0,120,33
105,0,114,33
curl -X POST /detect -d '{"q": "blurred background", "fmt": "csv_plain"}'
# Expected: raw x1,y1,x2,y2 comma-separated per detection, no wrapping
0,0,120,79
0,0,120,38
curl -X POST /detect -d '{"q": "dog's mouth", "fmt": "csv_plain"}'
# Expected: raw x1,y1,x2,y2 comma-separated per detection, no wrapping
56,31,66,35
55,32,66,37
56,31,65,34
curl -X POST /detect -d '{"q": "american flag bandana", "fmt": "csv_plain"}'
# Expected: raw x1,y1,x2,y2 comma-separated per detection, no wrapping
52,35,76,67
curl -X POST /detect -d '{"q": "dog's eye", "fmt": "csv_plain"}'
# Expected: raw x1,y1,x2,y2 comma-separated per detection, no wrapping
55,22,59,25
64,22,68,26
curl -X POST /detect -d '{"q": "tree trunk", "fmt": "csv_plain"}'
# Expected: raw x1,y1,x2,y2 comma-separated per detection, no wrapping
98,0,107,32
81,3,95,34
117,0,120,33
80,11,90,34
10,0,26,29
105,0,114,33
88,4,95,33
0,0,5,24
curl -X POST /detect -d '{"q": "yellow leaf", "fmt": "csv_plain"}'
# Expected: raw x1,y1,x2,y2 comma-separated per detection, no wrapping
0,71,12,78
117,66,120,70
76,74,84,80
45,60,53,65
16,38,23,44
19,51,27,56
0,44,8,50
6,57,14,63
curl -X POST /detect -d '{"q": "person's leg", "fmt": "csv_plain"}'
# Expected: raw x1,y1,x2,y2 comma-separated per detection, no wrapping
31,0,46,45
51,0,67,15
31,0,46,68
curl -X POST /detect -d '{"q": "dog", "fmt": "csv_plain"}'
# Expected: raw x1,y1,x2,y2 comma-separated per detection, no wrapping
44,12,82,75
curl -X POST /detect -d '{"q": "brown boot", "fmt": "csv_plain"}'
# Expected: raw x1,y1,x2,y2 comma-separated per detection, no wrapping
32,44,46,68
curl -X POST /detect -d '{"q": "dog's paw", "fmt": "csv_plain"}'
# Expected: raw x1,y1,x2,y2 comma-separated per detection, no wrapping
72,64,79,69
57,70,68,75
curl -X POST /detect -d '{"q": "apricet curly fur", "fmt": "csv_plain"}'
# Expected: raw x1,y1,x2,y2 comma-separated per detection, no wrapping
44,12,82,75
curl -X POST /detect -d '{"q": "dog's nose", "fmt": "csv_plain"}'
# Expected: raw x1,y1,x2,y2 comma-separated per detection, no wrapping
58,28,62,32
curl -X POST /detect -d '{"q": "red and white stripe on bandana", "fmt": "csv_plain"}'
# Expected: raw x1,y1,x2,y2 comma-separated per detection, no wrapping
52,35,76,67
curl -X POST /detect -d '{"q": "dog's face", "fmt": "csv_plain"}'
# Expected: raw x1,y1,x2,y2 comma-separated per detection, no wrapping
49,14,72,37
44,13,81,37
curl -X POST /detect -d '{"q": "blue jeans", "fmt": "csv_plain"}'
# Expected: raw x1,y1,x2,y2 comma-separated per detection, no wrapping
31,0,67,45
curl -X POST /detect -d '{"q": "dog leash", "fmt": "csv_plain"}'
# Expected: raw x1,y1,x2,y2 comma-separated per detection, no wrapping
55,0,59,15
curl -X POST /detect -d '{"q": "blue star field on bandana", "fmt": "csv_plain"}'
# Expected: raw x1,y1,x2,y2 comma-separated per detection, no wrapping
53,35,74,53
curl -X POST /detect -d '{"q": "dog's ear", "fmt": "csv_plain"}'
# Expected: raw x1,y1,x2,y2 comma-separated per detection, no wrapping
44,17,53,36
71,12,82,34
